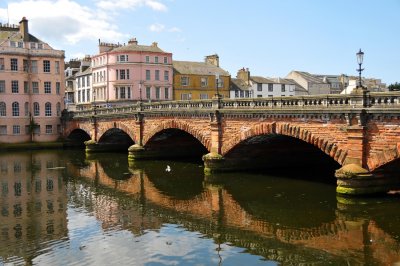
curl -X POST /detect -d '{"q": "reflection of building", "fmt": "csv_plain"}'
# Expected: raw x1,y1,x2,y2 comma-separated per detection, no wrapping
0,152,68,264
0,17,65,143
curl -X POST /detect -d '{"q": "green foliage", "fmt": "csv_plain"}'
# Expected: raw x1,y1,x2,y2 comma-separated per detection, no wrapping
388,82,400,91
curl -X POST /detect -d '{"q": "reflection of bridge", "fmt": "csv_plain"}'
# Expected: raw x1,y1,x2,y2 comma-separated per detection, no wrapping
63,94,400,195
73,157,400,265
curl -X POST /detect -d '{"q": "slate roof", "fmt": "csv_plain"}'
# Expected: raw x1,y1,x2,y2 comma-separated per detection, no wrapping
285,78,308,93
112,43,166,53
292,71,327,84
75,66,92,77
250,76,274,84
230,78,252,91
0,28,41,43
173,60,230,76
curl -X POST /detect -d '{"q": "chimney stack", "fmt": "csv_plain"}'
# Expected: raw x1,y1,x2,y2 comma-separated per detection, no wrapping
19,17,29,42
205,54,219,67
128,38,138,45
237,67,250,84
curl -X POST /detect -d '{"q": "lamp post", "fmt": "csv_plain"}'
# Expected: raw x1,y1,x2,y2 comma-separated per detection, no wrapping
356,49,364,89
215,74,220,97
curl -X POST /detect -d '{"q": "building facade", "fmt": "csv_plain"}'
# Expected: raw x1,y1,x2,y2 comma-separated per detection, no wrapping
230,68,297,98
286,71,331,95
173,55,230,100
0,17,65,143
91,38,173,106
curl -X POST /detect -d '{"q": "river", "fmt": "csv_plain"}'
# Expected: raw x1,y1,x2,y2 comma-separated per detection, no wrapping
1,150,400,265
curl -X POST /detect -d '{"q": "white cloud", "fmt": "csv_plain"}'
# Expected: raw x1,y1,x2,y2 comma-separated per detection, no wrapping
149,23,165,32
0,0,125,46
95,0,167,11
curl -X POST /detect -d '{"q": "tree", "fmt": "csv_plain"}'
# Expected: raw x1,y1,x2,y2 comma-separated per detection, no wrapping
388,82,400,91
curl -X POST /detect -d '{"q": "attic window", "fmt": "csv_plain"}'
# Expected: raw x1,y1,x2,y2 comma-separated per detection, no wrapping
30,43,36,49
118,55,128,62
10,41,16,47
38,43,43,49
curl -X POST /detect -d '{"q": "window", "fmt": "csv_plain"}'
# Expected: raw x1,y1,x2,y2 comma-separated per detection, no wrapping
44,82,51,94
87,90,90,102
87,76,90,86
200,94,209,99
0,125,6,135
155,56,159,63
55,61,60,74
258,95,263,98
10,41,16,47
12,102,19,116
118,55,128,62
30,42,36,49
34,125,40,135
57,103,61,116
0,58,4,70
164,57,168,64
146,87,151,99
82,89,86,102
24,102,29,116
201,77,208,87
120,87,126,99
119,69,126,80
155,87,160,99
43,60,51,73
82,77,85,87
257,84,262,91
11,58,18,71
45,125,52,134
181,76,189,86
13,125,20,135
0,102,6,116
23,60,29,72
145,56,150,63
45,102,51,116
164,87,169,99
164,71,169,81
281,84,285,92
38,43,43,49
0,80,5,93
33,102,40,116
11,80,18,93
180,93,191,100
268,84,273,92
56,82,60,95
146,70,151,80
155,70,160,81
32,82,39,93
31,60,38,73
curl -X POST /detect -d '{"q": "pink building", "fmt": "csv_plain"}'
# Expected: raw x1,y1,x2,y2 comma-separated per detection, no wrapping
91,38,173,105
0,17,65,143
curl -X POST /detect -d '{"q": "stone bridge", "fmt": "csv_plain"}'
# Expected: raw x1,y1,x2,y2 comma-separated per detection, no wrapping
62,92,400,195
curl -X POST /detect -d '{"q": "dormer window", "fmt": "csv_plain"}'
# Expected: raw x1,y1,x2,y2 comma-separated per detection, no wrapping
30,43,36,49
38,43,43,49
17,42,23,48
10,41,16,47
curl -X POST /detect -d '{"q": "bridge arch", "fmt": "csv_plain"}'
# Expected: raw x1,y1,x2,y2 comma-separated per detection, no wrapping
222,122,348,166
97,121,138,144
143,120,211,152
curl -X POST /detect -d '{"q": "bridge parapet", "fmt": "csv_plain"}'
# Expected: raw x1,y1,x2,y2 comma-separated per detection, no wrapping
68,92,400,119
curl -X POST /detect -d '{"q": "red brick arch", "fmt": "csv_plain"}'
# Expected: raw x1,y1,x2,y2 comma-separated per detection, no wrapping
143,120,211,151
65,125,91,139
97,121,137,143
222,122,348,166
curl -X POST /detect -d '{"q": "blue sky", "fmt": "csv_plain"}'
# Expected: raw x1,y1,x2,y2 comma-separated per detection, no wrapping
0,0,399,84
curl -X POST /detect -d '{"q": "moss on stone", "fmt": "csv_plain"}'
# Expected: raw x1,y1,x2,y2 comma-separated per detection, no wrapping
336,164,369,179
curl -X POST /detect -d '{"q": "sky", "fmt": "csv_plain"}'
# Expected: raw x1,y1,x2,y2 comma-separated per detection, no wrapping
0,0,399,85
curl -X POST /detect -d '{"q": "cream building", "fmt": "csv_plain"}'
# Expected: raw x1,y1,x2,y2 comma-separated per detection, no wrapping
0,17,65,143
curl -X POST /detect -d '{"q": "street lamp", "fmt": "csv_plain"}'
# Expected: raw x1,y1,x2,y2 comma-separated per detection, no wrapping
215,74,220,97
356,49,364,88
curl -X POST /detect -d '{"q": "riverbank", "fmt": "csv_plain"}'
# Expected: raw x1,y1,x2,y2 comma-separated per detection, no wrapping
0,141,65,151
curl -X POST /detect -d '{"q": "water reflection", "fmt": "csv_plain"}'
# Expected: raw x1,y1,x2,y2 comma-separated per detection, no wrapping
1,150,400,265
0,151,68,265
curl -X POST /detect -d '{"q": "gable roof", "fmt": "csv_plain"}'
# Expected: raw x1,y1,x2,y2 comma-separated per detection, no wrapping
250,76,274,84
291,71,327,84
230,78,252,91
112,43,166,53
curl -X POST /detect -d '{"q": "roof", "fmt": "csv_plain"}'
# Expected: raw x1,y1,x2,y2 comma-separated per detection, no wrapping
112,43,167,53
291,71,327,84
75,66,92,77
230,78,252,91
270,77,296,85
0,28,41,43
173,60,230,76
285,78,308,92
250,76,274,84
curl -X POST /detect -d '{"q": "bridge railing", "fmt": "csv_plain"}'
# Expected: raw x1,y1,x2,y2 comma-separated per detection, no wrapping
69,92,400,118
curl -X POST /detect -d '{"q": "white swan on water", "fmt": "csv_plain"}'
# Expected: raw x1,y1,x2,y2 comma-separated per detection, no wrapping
165,165,171,172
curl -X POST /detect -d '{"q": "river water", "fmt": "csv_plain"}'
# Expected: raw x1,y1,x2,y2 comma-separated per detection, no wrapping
1,150,400,265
